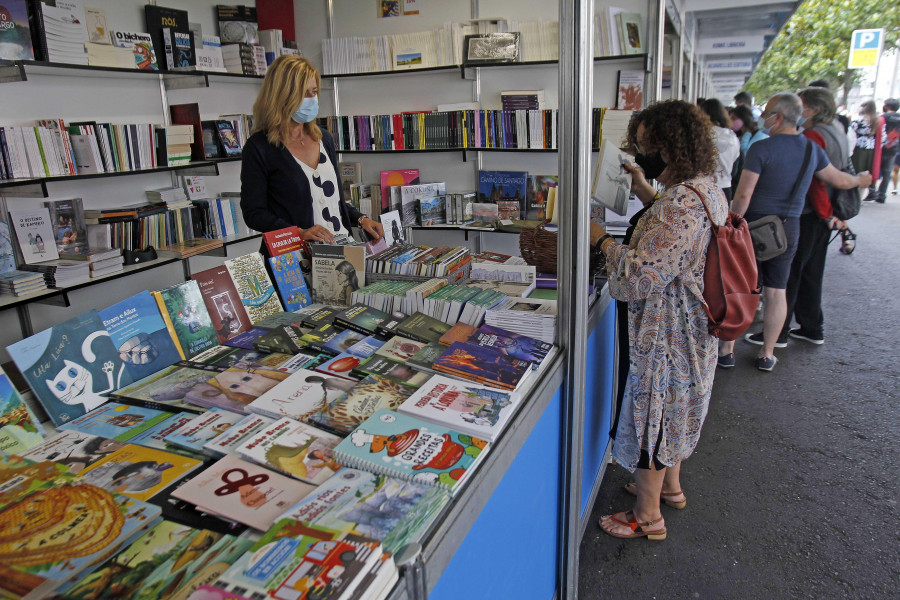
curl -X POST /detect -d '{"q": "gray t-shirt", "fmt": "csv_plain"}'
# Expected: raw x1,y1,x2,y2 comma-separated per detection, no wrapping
744,133,830,219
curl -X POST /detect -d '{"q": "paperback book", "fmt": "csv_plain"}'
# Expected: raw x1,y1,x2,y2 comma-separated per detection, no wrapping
0,366,43,455
374,335,427,362
223,326,269,349
477,170,528,214
22,430,128,474
309,243,366,306
44,197,88,253
400,183,445,227
153,280,219,359
127,413,197,455
204,413,274,457
59,401,173,442
357,355,432,388
225,252,284,323
397,311,452,344
333,409,489,495
471,324,553,369
253,324,308,355
165,407,244,455
333,303,392,336
8,207,59,264
269,249,312,311
379,169,419,211
526,175,558,220
262,225,306,257
322,328,368,356
7,310,132,426
246,368,357,422
307,374,415,435
346,335,385,358
236,417,342,485
110,364,216,413
183,366,291,414
432,341,532,391
314,352,367,381
192,264,253,343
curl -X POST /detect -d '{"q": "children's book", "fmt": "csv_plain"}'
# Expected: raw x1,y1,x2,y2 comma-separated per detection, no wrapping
153,280,219,359
346,335,385,358
374,335,426,362
432,341,532,391
7,310,132,426
165,408,244,455
470,324,553,369
204,413,274,457
171,454,316,530
398,374,523,442
22,430,128,474
309,244,366,306
76,443,203,501
0,455,72,510
277,467,449,554
333,304,392,336
397,312,452,344
111,29,160,69
183,366,291,414
307,375,415,435
216,520,381,599
59,401,173,442
110,364,216,413
8,207,59,264
223,326,269,349
334,409,489,495
224,252,284,323
99,290,184,380
269,249,313,311
236,417,342,485
477,171,528,215
356,355,432,388
192,264,253,343
128,413,198,455
0,483,162,596
0,366,44,455
246,368,357,422
262,226,306,257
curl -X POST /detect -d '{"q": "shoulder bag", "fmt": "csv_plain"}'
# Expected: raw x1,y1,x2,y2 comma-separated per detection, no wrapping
747,138,811,261
816,123,861,220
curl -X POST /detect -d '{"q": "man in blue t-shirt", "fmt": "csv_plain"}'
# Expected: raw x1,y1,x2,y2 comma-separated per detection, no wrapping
719,92,872,372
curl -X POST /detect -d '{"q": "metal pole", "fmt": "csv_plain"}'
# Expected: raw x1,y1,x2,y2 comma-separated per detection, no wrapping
558,0,591,597
649,0,665,103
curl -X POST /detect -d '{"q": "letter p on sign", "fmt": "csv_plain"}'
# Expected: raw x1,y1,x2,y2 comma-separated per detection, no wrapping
849,29,883,69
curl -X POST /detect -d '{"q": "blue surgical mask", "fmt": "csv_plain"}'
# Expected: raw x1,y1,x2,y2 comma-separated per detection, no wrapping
292,95,319,123
797,116,807,128
757,115,771,135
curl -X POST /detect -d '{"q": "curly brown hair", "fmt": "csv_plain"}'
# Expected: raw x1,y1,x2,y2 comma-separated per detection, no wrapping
625,100,718,184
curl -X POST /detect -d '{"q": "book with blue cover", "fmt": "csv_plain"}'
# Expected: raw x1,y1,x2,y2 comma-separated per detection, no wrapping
223,327,269,349
7,310,133,426
432,341,532,391
164,407,243,455
59,402,174,442
99,290,183,381
322,327,368,356
127,413,199,457
346,335,385,358
477,170,528,214
470,324,553,369
269,249,313,311
333,409,489,495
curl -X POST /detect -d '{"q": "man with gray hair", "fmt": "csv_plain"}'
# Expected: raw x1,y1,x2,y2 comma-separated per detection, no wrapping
716,92,871,372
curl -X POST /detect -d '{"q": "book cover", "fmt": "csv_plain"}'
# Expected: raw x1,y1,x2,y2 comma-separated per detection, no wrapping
0,0,33,60
374,335,426,362
477,171,527,215
224,252,284,323
433,341,532,391
270,250,312,311
417,196,446,226
379,209,405,246
0,367,43,455
397,312,452,344
22,430,128,474
407,341,446,372
192,265,253,344
346,335,385,358
399,183,444,227
297,306,339,329
618,12,644,55
237,417,342,485
262,226,306,257
254,311,306,330
277,467,449,554
76,443,203,501
0,455,72,510
172,28,195,68
398,374,523,442
314,352,366,381
128,413,197,455
216,119,241,156
44,197,87,253
8,207,59,264
144,4,189,70
356,355,432,388
165,407,244,455
111,29,159,69
0,483,162,592
333,409,488,495
616,69,644,110
321,328,368,356
7,310,132,426
591,139,634,216
223,327,268,349
155,280,219,359
307,374,414,435
217,520,380,599
333,304,391,337
99,290,184,381
246,368,357,422
201,119,223,158
204,413,274,457
216,4,258,44
253,325,308,355
171,454,315,531
111,364,216,412
379,169,419,211
438,322,477,346
183,366,291,414
495,199,520,220
471,324,553,369
309,244,365,306
59,401,173,442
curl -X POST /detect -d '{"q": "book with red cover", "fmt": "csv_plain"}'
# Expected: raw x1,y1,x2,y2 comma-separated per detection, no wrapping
191,265,253,343
262,226,306,257
169,103,203,160
379,169,419,211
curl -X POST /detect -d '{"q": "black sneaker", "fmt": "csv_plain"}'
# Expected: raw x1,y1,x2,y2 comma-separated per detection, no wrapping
717,353,735,369
756,356,778,371
789,328,824,345
744,331,788,348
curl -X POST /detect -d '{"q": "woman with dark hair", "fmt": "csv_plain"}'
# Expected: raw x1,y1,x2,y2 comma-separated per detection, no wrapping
334,260,359,305
850,100,884,200
730,104,768,190
700,98,740,200
590,100,728,542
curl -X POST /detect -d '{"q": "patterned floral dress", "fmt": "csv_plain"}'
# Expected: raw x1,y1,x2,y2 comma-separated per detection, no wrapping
605,175,727,471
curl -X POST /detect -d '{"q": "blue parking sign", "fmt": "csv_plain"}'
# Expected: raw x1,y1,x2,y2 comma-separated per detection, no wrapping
849,29,883,68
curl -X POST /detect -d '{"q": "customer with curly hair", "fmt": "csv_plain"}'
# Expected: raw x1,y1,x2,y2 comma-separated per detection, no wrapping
590,100,728,541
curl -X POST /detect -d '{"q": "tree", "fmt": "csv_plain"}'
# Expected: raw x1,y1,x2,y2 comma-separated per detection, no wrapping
745,0,900,106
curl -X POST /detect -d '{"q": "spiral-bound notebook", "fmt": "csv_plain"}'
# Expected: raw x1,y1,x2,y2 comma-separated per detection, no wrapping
333,409,490,496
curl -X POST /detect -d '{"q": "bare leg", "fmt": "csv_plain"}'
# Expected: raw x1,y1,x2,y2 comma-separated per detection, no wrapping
719,340,734,356
893,165,899,192
761,287,787,359
600,466,666,536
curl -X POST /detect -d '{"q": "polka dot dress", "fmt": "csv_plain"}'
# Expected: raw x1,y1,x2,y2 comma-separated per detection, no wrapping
294,141,348,236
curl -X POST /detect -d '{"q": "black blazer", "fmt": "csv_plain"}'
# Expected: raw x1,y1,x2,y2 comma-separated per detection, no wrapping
239,129,363,234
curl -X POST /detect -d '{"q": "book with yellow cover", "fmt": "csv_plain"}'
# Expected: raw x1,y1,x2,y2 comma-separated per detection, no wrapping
75,443,203,501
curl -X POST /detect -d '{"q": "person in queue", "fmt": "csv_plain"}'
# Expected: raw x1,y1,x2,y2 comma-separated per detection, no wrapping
590,100,728,541
699,98,740,202
719,92,871,371
240,55,383,242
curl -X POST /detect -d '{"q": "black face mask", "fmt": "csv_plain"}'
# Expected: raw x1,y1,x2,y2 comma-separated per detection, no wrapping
635,152,667,180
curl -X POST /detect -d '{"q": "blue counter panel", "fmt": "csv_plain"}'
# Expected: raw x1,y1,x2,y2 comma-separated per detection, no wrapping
429,387,563,600
581,301,617,518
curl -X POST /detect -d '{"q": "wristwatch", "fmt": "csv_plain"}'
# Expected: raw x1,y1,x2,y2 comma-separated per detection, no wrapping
357,216,368,227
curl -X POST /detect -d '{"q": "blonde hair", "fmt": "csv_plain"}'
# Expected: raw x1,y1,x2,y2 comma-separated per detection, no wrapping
252,55,323,147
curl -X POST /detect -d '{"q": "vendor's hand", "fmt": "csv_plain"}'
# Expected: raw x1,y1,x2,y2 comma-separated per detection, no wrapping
857,171,873,189
359,217,384,241
301,225,335,243
590,222,608,246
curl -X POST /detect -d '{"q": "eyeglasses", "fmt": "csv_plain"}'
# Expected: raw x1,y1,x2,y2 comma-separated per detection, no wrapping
760,111,778,119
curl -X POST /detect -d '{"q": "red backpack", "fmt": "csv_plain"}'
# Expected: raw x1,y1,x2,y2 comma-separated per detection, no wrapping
683,184,760,340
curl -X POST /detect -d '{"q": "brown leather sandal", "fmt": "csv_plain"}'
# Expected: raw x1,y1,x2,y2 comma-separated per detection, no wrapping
623,482,687,509
599,510,666,540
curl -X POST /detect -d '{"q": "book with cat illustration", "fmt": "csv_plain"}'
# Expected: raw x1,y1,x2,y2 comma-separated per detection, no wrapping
307,374,415,435
99,290,184,381
191,264,253,344
152,280,218,360
7,310,133,426
277,467,450,554
59,401,174,442
170,453,316,530
333,409,489,495
236,417,342,485
224,252,284,323
0,366,44,455
109,364,216,413
246,367,357,422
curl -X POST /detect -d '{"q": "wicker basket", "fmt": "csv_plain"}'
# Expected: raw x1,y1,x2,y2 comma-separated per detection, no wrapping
519,220,559,274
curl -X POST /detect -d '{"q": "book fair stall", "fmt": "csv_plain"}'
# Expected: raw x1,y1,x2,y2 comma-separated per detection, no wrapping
0,0,679,598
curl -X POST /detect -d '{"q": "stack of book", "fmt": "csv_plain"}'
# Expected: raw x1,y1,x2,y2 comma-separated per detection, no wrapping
0,270,47,297
485,296,558,343
366,244,471,280
501,89,546,111
32,0,90,65
221,42,266,75
59,246,124,278
21,259,91,287
146,186,190,209
155,124,194,166
600,109,634,149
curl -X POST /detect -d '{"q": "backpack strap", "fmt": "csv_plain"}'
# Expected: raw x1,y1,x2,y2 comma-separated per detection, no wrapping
681,183,716,228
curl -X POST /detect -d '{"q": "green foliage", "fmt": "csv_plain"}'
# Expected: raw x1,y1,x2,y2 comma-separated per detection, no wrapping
745,0,900,103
